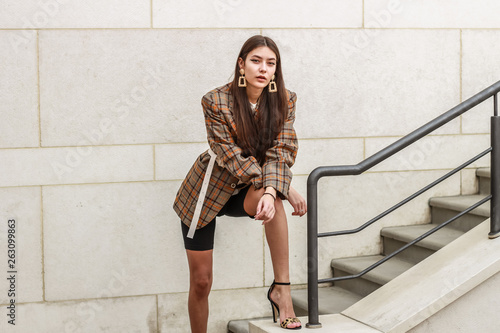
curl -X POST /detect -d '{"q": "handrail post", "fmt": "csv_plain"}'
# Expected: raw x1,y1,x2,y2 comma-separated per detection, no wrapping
489,93,500,238
306,171,322,328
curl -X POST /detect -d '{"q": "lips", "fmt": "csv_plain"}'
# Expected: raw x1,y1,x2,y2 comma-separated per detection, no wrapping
257,75,267,81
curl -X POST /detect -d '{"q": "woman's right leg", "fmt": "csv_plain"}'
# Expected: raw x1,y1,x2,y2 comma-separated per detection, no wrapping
186,249,213,333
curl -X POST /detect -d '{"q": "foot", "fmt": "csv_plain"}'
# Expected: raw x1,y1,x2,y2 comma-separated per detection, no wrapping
269,284,301,329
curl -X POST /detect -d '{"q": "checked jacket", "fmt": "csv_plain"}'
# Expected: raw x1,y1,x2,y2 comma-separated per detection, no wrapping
173,83,298,230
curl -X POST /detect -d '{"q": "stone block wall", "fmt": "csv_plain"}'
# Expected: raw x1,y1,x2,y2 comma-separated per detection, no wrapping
0,1,498,332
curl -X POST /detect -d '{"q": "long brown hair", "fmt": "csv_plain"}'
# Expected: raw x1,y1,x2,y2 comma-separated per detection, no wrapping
230,35,288,164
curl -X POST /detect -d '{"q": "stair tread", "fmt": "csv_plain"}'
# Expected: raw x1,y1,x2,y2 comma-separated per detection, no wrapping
331,255,413,286
228,318,269,333
381,224,464,251
228,286,363,332
291,286,362,315
429,194,490,217
476,167,491,178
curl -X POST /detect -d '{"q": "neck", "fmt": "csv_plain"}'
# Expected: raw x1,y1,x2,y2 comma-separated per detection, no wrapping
246,86,263,104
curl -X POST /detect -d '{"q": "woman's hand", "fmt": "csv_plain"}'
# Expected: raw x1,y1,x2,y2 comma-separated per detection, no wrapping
288,186,307,217
255,188,277,224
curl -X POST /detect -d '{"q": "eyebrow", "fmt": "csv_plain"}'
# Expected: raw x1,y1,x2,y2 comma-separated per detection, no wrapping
250,54,276,61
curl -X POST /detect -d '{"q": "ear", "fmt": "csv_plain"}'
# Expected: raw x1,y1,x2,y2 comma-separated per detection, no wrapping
238,57,244,69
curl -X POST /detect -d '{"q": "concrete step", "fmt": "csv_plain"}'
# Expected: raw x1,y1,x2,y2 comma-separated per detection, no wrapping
331,255,414,297
251,220,500,333
340,220,500,333
291,286,363,316
429,194,490,232
477,167,490,195
228,318,269,333
382,224,464,264
230,286,357,333
228,285,362,332
249,314,380,333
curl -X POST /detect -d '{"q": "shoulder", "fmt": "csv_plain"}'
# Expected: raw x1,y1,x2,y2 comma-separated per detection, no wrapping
286,89,297,101
286,89,297,109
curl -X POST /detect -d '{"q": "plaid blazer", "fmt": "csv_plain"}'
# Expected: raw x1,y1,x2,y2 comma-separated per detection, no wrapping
173,83,298,230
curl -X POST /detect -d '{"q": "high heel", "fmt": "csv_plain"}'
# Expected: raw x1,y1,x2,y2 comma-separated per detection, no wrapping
267,281,302,330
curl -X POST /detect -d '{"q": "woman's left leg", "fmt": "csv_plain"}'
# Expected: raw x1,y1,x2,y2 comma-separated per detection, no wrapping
244,187,301,329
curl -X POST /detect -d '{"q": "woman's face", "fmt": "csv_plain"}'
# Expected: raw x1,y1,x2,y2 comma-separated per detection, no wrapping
239,46,277,93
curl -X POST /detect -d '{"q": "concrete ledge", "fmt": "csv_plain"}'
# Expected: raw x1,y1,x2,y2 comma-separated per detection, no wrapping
249,314,381,333
228,317,269,333
342,219,500,333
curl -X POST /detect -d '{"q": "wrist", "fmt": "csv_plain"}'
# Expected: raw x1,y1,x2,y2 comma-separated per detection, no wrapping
262,192,276,201
264,186,277,196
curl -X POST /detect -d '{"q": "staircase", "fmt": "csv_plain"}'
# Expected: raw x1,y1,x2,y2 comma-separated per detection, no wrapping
291,167,491,318
228,167,491,332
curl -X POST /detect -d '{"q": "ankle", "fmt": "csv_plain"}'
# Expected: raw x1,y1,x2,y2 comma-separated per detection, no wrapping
271,285,292,303
273,277,290,284
273,283,290,292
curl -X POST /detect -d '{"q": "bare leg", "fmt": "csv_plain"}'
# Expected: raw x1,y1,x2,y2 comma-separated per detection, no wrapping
244,187,301,329
186,249,213,333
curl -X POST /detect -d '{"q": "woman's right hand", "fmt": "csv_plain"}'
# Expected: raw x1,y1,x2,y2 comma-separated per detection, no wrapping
255,188,277,224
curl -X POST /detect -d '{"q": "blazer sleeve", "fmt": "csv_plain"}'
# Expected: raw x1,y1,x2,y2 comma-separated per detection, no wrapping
202,91,264,188
262,91,298,199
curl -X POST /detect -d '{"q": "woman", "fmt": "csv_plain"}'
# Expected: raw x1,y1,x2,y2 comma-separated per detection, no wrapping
173,35,306,331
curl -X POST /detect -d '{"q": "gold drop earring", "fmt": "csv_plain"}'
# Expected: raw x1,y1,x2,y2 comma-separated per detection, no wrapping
238,68,247,87
269,74,277,93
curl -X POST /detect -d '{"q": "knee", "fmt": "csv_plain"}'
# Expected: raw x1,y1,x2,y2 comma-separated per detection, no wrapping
274,197,284,211
191,274,212,298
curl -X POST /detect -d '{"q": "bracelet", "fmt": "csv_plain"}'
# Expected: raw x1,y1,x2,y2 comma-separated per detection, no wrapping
263,192,276,201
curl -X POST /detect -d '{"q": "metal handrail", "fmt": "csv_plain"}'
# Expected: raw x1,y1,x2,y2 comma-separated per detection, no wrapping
319,148,491,238
306,80,500,328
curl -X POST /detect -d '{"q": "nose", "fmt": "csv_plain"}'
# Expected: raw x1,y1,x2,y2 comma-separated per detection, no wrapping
259,63,267,73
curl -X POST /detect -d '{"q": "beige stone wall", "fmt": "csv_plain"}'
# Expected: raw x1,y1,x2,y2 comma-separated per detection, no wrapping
0,1,498,332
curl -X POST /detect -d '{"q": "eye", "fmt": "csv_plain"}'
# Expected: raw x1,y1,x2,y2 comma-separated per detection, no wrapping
251,59,259,63
268,62,276,66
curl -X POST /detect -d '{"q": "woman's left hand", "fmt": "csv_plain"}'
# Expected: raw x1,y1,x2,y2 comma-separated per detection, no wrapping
288,186,307,217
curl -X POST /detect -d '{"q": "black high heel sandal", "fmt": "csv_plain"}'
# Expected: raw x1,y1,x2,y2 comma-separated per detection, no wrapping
267,281,302,330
